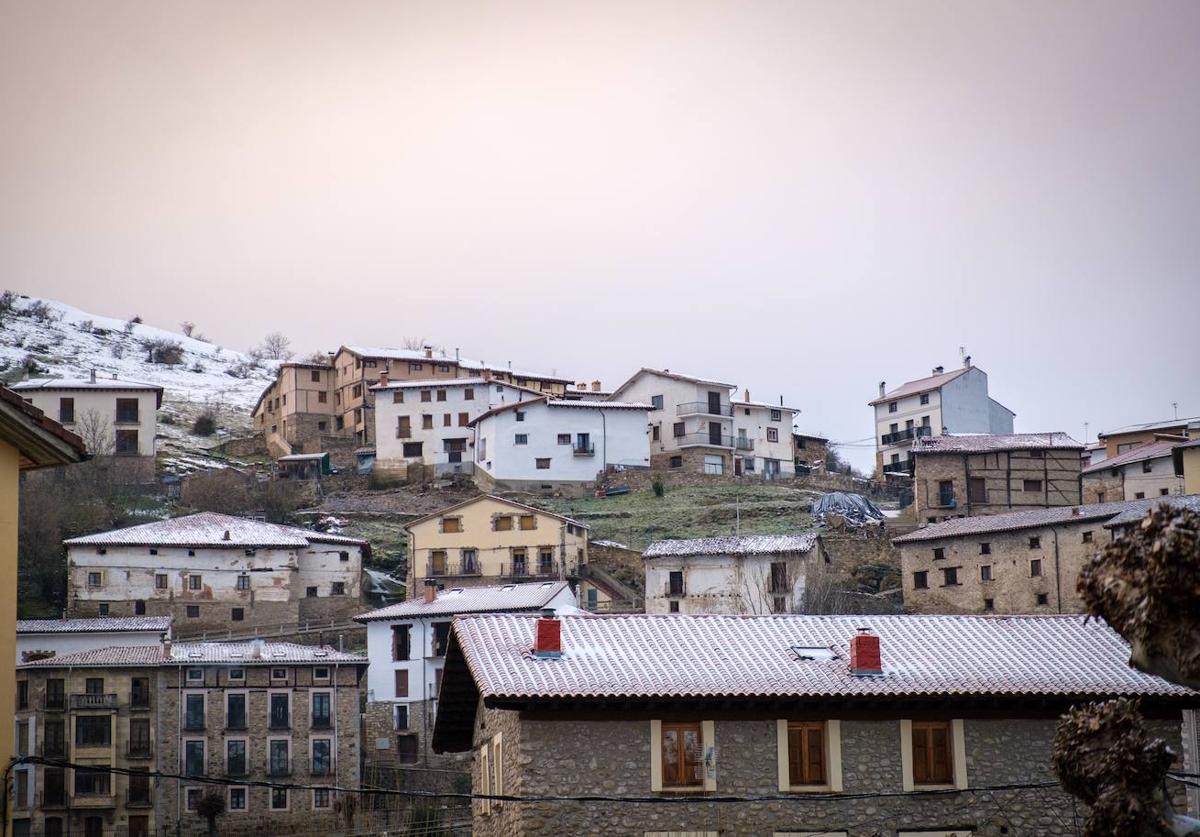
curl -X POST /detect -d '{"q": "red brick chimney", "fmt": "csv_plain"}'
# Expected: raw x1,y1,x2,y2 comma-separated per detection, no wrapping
424,346,433,359
533,608,561,658
378,369,389,387
482,369,493,382
591,380,602,392
849,628,881,675
423,578,438,604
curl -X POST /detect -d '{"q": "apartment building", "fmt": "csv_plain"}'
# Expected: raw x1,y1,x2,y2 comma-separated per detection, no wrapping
355,580,577,767
1082,438,1185,502
372,375,535,480
894,495,1200,614
432,612,1196,836
731,392,799,478
870,359,1014,478
12,373,163,457
16,616,172,665
911,433,1083,523
472,397,651,494
64,513,367,631
405,494,589,593
251,362,336,457
1097,415,1200,458
609,368,738,475
643,534,819,614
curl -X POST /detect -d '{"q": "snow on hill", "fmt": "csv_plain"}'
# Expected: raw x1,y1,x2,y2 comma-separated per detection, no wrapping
0,293,279,472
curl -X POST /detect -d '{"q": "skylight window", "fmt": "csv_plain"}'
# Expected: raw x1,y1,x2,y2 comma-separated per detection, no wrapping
791,646,838,661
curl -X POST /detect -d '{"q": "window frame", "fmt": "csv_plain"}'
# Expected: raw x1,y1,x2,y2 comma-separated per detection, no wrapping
900,719,967,791
650,719,715,793
776,720,842,792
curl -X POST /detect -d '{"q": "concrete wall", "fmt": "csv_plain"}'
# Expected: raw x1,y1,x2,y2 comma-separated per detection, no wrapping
987,397,1016,433
939,367,994,434
18,387,158,456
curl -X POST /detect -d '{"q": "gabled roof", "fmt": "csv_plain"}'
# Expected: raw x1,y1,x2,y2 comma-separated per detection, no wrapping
1082,439,1179,475
0,385,88,470
609,368,736,399
404,494,588,530
1101,495,1200,529
914,432,1082,455
355,580,572,622
732,399,800,413
868,367,970,406
469,397,651,427
18,646,166,668
12,377,164,409
64,512,366,548
644,534,818,559
1099,416,1200,439
340,346,573,383
17,616,173,634
466,396,549,427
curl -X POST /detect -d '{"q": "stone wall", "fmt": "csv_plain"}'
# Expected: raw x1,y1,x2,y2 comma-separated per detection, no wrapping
1082,473,1123,504
913,450,1082,523
468,706,1188,837
649,446,732,476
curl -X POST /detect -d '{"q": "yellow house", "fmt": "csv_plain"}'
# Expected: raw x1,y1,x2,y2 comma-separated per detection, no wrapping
1173,440,1200,495
0,387,86,772
407,495,589,592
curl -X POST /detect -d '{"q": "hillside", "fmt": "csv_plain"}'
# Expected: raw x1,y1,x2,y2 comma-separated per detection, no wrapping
0,293,277,472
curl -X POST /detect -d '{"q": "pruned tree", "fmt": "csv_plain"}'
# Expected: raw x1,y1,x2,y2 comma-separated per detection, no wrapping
195,789,226,837
74,409,113,456
259,332,294,360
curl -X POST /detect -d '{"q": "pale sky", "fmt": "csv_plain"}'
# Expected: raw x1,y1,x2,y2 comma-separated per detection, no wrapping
3,0,1198,469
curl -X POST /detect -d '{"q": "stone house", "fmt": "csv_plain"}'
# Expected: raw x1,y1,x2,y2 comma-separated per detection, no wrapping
16,616,172,666
731,392,799,479
870,359,1014,479
12,373,163,457
793,431,829,473
910,433,1083,524
1082,437,1184,502
432,612,1198,837
471,397,651,495
14,638,366,837
354,580,578,768
1097,414,1200,458
64,512,368,632
893,496,1200,615
251,361,337,458
643,534,820,614
406,494,590,594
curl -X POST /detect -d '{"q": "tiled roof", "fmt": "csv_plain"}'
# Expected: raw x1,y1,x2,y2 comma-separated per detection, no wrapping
0,385,88,467
891,497,1200,544
792,430,829,442
19,646,166,668
64,512,366,548
18,617,172,634
868,367,970,406
355,580,571,622
1082,439,1178,475
342,346,572,382
547,400,651,410
732,400,800,413
609,368,736,398
18,641,366,668
914,432,1082,454
12,377,162,392
644,534,818,559
1101,495,1200,528
1099,416,1200,438
404,494,589,530
451,613,1196,702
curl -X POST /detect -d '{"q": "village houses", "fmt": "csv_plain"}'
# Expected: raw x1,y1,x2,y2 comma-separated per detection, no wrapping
731,391,800,479
63,513,368,632
1082,437,1186,502
870,358,1014,478
16,616,172,665
12,373,163,457
792,430,829,474
910,432,1083,524
432,611,1198,836
1096,414,1200,458
354,580,577,768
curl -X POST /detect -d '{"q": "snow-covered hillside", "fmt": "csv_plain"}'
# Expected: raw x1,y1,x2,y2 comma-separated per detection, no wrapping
0,294,278,472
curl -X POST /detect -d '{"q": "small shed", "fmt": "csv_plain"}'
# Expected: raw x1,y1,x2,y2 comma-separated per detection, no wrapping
276,452,332,480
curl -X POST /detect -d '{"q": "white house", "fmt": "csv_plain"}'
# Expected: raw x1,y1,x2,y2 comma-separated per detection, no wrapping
471,397,650,494
371,375,536,478
1082,438,1185,502
354,579,578,764
11,373,163,456
608,368,737,475
63,512,367,631
643,534,819,615
731,393,800,479
15,615,172,665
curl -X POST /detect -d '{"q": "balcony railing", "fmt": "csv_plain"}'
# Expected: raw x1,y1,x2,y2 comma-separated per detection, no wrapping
311,717,333,730
70,693,117,710
572,443,595,456
225,762,248,778
677,401,733,417
676,432,734,448
311,763,333,777
881,425,932,446
884,459,914,475
500,561,562,580
664,581,685,598
425,561,480,577
735,437,754,451
126,788,154,808
183,717,205,732
269,717,290,731
72,790,117,808
126,742,153,759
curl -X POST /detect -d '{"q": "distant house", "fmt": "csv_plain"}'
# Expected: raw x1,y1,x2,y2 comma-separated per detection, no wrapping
64,512,368,631
911,432,1083,523
870,359,1014,478
12,372,163,457
251,361,337,457
792,431,829,473
471,397,651,494
643,534,819,614
432,612,1197,837
354,580,578,767
1083,438,1185,502
275,451,332,480
731,391,799,479
1097,415,1199,459
15,616,172,665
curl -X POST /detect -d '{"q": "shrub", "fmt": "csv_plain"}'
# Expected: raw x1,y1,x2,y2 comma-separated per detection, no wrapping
77,319,94,332
652,478,665,498
25,300,57,322
0,290,16,317
143,338,184,365
190,362,205,373
110,343,125,359
19,354,43,375
192,413,218,437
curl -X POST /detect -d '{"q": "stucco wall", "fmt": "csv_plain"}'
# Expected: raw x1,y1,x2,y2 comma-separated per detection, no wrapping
17,387,158,456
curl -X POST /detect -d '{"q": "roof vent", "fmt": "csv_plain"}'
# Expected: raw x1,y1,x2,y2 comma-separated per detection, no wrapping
188,650,202,659
314,649,328,657
933,365,944,375
533,608,561,659
222,530,231,541
849,628,882,676
540,581,553,588
501,584,515,592
271,650,286,658
229,651,243,659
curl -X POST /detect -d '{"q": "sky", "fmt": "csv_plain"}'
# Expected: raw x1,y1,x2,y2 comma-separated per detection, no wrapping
2,0,1198,470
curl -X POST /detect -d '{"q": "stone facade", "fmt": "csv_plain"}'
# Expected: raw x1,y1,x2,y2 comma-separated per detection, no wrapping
467,703,1188,837
913,449,1082,524
1081,472,1123,504
650,445,733,476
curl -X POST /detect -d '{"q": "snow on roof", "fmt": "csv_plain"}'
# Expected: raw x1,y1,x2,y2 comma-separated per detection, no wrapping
19,646,166,667
342,346,572,382
732,400,800,413
1101,495,1200,528
868,367,970,406
405,494,588,530
448,613,1197,702
610,368,736,397
546,400,651,410
355,580,571,622
1082,439,1179,474
11,376,163,393
644,533,818,559
1099,416,1200,438
64,512,366,548
17,616,172,634
914,432,1083,455
276,453,328,462
18,641,366,668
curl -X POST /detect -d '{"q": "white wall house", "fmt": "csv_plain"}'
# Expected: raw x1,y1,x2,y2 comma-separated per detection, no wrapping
609,368,737,474
870,359,1014,478
643,534,819,615
371,376,535,477
15,616,173,665
355,580,578,763
1082,439,1184,502
731,395,799,478
11,373,163,456
472,398,650,493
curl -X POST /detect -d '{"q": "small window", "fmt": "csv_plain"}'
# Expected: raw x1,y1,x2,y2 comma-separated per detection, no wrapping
919,393,929,405
271,788,288,811
980,565,992,582
515,411,525,422
271,668,287,680
912,571,928,590
979,542,991,555
1023,479,1042,493
397,734,419,764
186,668,204,683
658,722,704,789
518,515,536,531
983,597,994,611
1030,449,1044,459
557,434,571,445
236,575,250,591
514,434,528,445
148,548,158,555
313,788,332,809
1135,491,1146,499
458,412,470,426
331,582,346,595
186,605,200,618
1029,536,1041,549
228,669,245,682
770,409,782,422
1142,459,1153,474
134,598,147,615
669,455,683,469
536,458,551,469
188,575,203,591
1030,559,1042,577
392,391,404,404
97,603,109,616
1036,592,1049,606
155,574,168,589
493,516,513,531
888,402,898,413
672,421,685,438
932,547,945,561
339,551,350,561
910,721,954,785
1082,531,1093,543
420,390,432,402
463,388,474,400
229,786,247,810
441,517,462,533
767,427,779,442
306,586,318,598
669,600,680,613
436,389,447,402
940,566,960,586
422,415,433,430
650,395,664,410
87,571,102,588
652,425,661,441
314,667,330,680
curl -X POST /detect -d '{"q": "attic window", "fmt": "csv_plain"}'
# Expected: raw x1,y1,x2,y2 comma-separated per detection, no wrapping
244,549,256,557
791,646,837,662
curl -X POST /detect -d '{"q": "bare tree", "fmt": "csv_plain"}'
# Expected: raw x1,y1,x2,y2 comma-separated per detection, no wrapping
74,409,113,455
259,332,294,360
180,321,195,337
195,790,225,837
400,336,428,350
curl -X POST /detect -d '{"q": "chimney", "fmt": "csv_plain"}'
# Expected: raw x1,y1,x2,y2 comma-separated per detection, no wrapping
849,628,882,676
162,637,172,659
423,578,438,604
378,369,389,387
424,346,433,359
963,355,972,368
591,380,601,392
577,382,587,391
222,530,231,541
111,372,117,380
878,381,886,398
932,365,944,375
744,388,750,402
482,369,493,382
89,369,97,384
534,607,561,659
1071,506,1080,517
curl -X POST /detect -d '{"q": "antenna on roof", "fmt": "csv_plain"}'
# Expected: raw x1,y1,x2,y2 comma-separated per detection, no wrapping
1174,401,1179,420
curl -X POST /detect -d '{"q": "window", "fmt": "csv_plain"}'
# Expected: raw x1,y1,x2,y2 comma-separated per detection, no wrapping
536,458,551,469
314,666,330,680
312,693,332,728
983,598,994,612
920,393,930,405
43,719,65,756
186,605,200,618
227,693,247,729
441,517,462,533
494,515,513,531
331,581,346,595
97,603,109,616
888,402,897,413
87,571,102,588
669,600,680,613
394,704,409,730
436,389,447,402
1030,449,1044,459
184,740,205,776
909,721,954,786
394,670,409,698
932,547,945,561
226,740,247,775
1142,458,1154,473
1036,592,1049,606
650,395,664,410
980,565,992,582
271,788,288,810
667,570,684,596
134,599,146,615
458,412,470,426
185,694,205,730
396,415,411,438
422,414,433,430
912,571,928,590
940,567,960,586
186,667,204,683
1028,536,1041,549
968,477,986,504
515,411,525,422
1030,559,1042,577
393,625,411,660
464,388,474,400
59,397,75,424
236,574,250,590
312,739,332,775
402,441,423,457
74,768,111,796
767,427,779,442
669,455,683,468
271,668,287,680
229,787,247,810
652,425,661,441
432,622,452,657
1160,488,1170,496
270,694,290,728
557,433,571,445
514,433,528,445
1135,491,1146,500
654,721,707,790
1023,479,1042,493
443,413,452,427
673,421,685,438
188,574,202,590
17,679,28,709
185,787,203,811
116,398,139,423
937,480,954,506
519,514,536,530
780,720,842,790
115,429,139,453
397,734,419,764
270,740,290,776
228,669,244,682
155,573,168,589
313,788,332,809
306,586,318,598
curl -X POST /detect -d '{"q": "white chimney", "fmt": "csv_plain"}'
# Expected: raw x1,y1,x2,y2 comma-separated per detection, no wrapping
591,380,602,392
878,381,886,397
89,369,97,384
963,355,972,368
744,388,750,402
